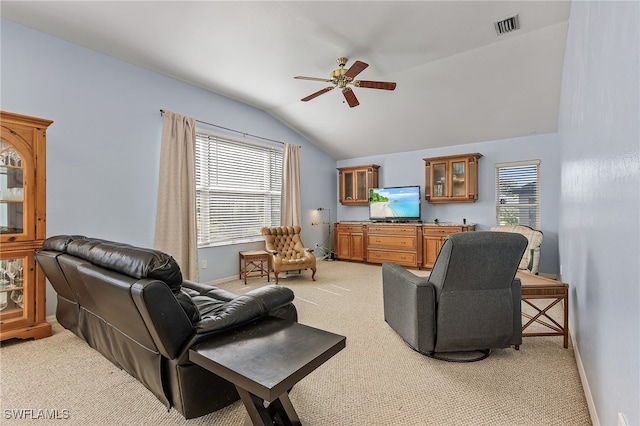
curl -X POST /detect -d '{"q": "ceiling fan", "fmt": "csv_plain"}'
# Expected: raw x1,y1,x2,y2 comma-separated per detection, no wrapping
295,57,397,108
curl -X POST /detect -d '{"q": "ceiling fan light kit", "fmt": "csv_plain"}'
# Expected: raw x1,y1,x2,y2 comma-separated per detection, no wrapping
295,57,397,108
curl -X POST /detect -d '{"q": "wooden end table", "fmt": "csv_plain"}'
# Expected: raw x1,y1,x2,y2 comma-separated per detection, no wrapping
189,318,346,426
239,250,270,285
517,272,569,348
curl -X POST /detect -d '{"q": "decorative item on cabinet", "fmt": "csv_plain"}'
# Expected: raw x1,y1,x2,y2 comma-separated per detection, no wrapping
337,164,379,205
0,111,53,341
424,153,482,203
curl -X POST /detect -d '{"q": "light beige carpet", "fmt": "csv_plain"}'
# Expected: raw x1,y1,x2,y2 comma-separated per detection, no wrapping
0,260,591,425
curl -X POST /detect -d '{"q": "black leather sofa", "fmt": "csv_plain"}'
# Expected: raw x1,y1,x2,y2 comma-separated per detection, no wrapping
35,235,297,419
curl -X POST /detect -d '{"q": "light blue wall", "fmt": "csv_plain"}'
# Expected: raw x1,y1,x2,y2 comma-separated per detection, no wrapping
558,2,640,425
337,133,561,275
0,20,337,314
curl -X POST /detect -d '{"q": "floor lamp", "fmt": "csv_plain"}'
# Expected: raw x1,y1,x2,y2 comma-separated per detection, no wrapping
316,208,334,261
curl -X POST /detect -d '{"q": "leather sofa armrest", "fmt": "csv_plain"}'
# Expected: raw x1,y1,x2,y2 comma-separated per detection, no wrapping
194,285,294,334
131,279,195,359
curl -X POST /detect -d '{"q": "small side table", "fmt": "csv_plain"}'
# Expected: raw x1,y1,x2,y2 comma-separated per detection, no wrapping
239,250,270,285
517,272,569,348
189,318,346,426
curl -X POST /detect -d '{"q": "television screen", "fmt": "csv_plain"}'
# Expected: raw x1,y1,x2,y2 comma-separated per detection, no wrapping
369,186,421,222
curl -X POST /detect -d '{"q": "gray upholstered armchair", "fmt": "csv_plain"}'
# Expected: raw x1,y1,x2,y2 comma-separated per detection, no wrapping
382,232,527,361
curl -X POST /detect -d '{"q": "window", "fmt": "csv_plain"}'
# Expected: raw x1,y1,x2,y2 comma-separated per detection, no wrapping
195,131,283,247
495,160,541,229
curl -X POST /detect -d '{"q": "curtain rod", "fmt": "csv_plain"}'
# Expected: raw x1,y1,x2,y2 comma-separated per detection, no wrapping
160,109,297,147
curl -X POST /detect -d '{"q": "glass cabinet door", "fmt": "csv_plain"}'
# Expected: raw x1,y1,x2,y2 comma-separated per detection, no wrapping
432,163,446,197
451,160,467,198
0,251,33,324
0,140,25,236
343,171,354,201
355,170,368,201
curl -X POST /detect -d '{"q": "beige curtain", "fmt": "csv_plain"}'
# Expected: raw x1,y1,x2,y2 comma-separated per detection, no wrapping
281,143,301,226
154,111,199,281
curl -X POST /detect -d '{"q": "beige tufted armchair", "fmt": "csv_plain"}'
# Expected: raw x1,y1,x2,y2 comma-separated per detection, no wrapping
261,226,317,284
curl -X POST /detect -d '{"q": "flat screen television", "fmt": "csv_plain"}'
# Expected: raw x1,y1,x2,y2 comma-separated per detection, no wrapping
369,186,421,222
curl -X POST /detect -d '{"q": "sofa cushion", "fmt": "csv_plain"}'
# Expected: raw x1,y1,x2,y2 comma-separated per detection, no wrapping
66,238,183,292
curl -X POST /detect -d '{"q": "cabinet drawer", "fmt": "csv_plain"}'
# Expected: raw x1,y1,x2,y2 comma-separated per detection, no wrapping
422,226,463,236
337,225,364,233
367,249,417,266
368,225,417,235
368,235,417,250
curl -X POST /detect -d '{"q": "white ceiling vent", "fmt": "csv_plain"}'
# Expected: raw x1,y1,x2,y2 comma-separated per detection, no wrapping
494,14,520,36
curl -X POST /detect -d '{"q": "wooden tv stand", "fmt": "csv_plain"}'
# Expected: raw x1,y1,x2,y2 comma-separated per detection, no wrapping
334,222,475,269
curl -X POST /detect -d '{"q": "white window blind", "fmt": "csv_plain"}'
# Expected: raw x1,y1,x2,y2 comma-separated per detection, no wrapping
195,131,283,247
495,160,541,229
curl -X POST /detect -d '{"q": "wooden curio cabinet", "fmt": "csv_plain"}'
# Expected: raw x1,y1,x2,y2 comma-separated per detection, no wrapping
424,153,482,203
337,164,379,205
0,111,52,341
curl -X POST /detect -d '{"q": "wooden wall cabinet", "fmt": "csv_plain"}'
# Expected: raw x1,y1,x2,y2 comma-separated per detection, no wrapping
367,224,421,268
1,111,52,341
334,223,366,261
424,153,482,203
422,224,475,269
337,164,379,205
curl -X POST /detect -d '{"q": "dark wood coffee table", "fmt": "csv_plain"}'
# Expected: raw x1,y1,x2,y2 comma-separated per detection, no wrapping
189,317,346,425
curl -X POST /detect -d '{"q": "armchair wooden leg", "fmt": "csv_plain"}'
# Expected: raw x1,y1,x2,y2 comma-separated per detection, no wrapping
311,267,316,281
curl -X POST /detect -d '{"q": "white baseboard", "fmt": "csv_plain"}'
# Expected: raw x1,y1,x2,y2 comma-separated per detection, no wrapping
571,324,599,426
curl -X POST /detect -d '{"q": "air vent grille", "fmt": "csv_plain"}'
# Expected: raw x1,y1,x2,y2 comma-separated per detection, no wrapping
494,14,520,35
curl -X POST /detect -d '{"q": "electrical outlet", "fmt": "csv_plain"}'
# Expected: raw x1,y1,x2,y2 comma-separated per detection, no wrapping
202,260,208,269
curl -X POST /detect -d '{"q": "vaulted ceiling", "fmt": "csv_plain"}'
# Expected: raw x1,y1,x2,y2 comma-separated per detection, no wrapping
1,1,571,160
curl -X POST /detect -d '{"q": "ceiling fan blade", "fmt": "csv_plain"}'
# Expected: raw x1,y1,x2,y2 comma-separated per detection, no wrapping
301,86,334,102
294,76,333,83
343,60,369,80
342,87,360,108
354,80,397,90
